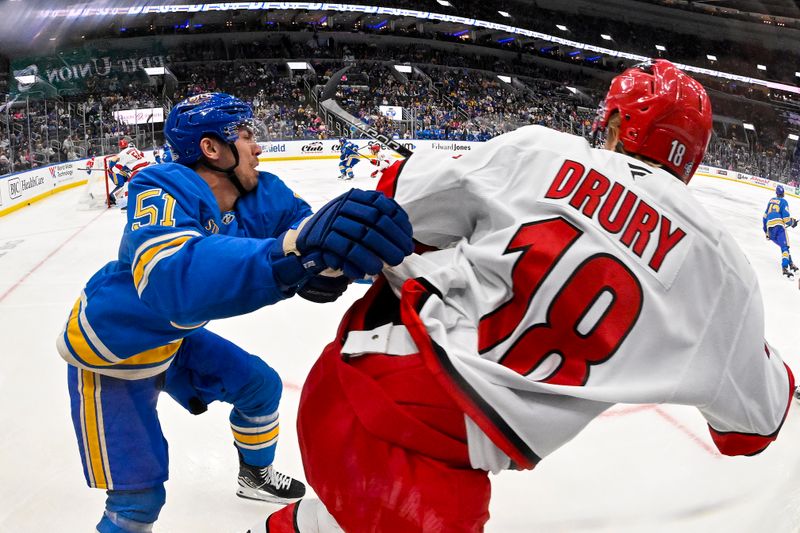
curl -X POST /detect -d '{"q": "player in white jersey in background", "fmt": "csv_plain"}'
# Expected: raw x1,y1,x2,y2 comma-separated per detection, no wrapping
106,138,150,209
368,143,392,179
252,60,795,533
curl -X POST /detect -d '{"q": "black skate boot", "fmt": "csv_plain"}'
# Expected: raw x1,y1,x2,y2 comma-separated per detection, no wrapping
236,451,305,504
783,266,794,279
790,262,798,273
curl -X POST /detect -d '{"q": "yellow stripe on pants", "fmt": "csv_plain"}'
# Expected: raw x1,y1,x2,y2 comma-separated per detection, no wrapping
81,370,110,489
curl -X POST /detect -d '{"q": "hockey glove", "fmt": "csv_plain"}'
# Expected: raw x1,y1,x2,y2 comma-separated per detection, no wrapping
790,218,798,228
298,271,351,303
268,242,325,295
285,189,414,279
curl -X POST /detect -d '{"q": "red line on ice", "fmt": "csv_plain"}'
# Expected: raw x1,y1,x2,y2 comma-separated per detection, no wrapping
0,209,108,304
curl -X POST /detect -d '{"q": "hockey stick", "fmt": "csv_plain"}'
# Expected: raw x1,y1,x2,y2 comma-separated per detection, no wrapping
318,66,414,160
321,98,414,159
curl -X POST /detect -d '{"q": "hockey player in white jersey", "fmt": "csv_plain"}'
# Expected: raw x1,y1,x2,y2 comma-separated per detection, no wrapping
254,60,795,532
368,143,392,179
107,138,151,208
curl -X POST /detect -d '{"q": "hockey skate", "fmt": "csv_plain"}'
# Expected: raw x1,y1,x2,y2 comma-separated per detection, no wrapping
790,262,799,273
237,453,305,504
782,267,794,279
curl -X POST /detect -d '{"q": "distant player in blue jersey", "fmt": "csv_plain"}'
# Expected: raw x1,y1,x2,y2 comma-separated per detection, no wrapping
154,144,173,165
338,137,361,180
56,93,414,533
763,184,798,278
162,142,173,163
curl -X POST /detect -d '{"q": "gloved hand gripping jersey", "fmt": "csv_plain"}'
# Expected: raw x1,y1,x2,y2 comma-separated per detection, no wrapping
270,189,413,293
297,273,351,303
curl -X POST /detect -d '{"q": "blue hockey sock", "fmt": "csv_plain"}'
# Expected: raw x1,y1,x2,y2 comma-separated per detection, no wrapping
96,486,166,533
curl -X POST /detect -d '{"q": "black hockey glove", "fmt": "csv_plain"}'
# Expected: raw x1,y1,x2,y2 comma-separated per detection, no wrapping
298,272,351,303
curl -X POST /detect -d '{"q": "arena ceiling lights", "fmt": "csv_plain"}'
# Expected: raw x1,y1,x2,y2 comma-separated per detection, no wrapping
556,24,568,31
40,2,800,96
742,122,756,131
789,134,799,141
655,44,667,51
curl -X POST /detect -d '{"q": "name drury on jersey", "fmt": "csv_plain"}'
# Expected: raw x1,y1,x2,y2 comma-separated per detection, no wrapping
542,159,690,286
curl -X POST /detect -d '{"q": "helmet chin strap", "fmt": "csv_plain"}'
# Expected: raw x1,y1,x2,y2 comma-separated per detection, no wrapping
201,143,248,197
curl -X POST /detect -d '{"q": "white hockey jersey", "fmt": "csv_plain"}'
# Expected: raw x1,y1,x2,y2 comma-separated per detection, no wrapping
373,150,392,169
114,145,150,180
350,125,794,473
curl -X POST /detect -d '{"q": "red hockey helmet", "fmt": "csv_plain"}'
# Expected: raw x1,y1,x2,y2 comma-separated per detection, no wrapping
600,59,712,182
119,138,129,149
369,143,381,153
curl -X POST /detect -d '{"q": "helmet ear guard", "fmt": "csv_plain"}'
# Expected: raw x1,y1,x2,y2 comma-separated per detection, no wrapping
601,59,713,182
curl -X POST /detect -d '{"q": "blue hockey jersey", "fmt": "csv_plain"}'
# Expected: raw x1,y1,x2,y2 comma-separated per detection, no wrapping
763,196,793,233
340,141,360,161
57,163,312,380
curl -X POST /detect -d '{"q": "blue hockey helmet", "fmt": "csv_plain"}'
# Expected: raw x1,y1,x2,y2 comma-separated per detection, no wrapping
339,137,347,145
164,93,254,166
777,184,785,197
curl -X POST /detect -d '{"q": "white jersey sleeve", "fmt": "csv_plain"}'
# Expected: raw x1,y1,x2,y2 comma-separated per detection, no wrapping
372,126,793,472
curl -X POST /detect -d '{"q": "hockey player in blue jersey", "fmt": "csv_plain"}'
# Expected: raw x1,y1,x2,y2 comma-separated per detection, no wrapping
338,137,361,180
56,93,414,533
763,184,798,278
154,144,174,165
162,142,173,163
